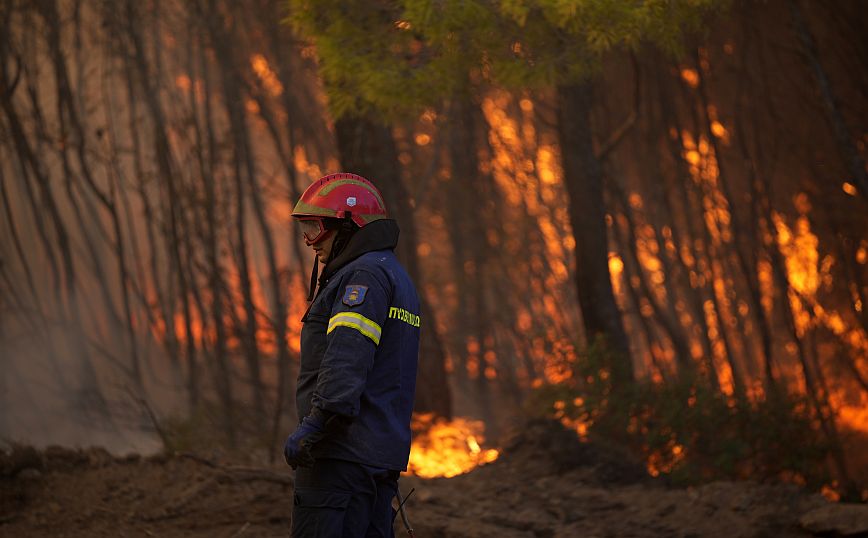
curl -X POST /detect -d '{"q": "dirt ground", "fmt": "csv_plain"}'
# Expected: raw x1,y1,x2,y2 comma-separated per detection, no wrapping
3,421,867,537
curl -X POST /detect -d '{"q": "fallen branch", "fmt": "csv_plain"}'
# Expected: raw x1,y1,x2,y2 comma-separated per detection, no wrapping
178,452,294,486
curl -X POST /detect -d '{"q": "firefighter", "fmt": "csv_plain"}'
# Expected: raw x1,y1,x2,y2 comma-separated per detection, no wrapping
284,173,420,537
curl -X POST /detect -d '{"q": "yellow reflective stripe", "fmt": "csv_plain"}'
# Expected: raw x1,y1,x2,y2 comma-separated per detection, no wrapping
292,200,338,217
327,312,382,345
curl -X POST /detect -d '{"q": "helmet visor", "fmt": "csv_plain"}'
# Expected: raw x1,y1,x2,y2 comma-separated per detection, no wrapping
297,217,328,246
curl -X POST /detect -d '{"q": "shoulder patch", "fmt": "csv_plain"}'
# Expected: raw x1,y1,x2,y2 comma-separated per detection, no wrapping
342,285,368,306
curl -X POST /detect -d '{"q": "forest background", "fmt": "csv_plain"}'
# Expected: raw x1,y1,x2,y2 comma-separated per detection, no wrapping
1,0,866,502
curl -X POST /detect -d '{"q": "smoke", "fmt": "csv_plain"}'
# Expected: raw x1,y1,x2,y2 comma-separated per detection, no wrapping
0,305,173,455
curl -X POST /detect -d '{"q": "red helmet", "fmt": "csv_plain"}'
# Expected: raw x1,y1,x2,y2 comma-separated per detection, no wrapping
292,173,387,245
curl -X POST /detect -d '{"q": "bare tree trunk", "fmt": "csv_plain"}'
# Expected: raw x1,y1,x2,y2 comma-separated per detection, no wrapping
118,43,180,373
205,5,270,433
788,0,868,204
0,162,39,309
556,81,633,387
196,33,236,446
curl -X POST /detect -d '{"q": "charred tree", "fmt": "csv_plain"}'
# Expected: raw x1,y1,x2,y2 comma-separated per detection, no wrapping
788,0,868,204
556,81,634,387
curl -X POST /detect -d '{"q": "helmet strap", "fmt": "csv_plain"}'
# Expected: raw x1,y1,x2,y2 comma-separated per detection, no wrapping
307,256,319,302
325,218,357,266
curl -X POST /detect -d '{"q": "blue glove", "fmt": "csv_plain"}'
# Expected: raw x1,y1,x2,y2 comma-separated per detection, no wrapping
284,408,329,469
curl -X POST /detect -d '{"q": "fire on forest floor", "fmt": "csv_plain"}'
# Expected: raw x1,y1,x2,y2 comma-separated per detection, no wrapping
407,413,500,478
2,421,868,538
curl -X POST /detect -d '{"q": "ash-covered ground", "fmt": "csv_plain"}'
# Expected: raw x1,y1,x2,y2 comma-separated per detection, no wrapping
2,421,866,537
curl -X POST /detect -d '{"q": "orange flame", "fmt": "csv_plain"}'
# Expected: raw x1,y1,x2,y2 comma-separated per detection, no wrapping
407,413,499,478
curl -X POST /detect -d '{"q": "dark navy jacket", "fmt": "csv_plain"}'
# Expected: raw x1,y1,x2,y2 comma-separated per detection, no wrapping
296,220,420,471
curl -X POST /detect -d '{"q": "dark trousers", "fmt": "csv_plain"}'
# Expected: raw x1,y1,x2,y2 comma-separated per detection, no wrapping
292,458,398,537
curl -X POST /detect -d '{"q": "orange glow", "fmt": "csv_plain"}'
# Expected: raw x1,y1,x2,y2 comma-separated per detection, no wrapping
710,121,729,143
646,439,687,477
173,309,205,346
609,253,625,297
537,146,558,184
774,213,819,297
821,484,842,502
175,75,191,91
146,260,303,359
406,413,499,478
771,202,868,357
517,309,532,331
857,243,867,264
552,398,593,440
757,259,774,314
829,390,868,434
285,274,307,355
681,68,699,88
842,182,857,196
251,54,284,97
294,145,324,180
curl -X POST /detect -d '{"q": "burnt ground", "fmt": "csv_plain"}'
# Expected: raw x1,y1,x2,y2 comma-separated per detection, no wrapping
2,420,867,538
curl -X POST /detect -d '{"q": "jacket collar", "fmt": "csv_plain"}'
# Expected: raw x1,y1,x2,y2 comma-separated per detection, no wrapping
320,219,399,283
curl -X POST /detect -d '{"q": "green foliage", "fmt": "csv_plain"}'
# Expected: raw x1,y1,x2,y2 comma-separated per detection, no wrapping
527,342,832,488
287,0,724,120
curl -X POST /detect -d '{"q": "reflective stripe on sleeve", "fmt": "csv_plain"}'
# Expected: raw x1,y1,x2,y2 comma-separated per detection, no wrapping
327,312,382,345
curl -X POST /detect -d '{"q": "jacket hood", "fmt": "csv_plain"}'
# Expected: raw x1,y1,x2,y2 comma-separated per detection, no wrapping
320,219,400,283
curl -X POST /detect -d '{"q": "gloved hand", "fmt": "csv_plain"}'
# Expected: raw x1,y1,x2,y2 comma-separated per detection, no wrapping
284,408,330,469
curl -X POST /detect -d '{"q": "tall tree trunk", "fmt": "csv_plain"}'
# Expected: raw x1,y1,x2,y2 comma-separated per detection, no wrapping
556,81,633,387
334,112,452,418
788,0,868,204
445,95,503,426
204,1,269,433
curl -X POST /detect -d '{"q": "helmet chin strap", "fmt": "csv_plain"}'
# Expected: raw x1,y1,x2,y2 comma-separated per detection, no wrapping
307,256,319,302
